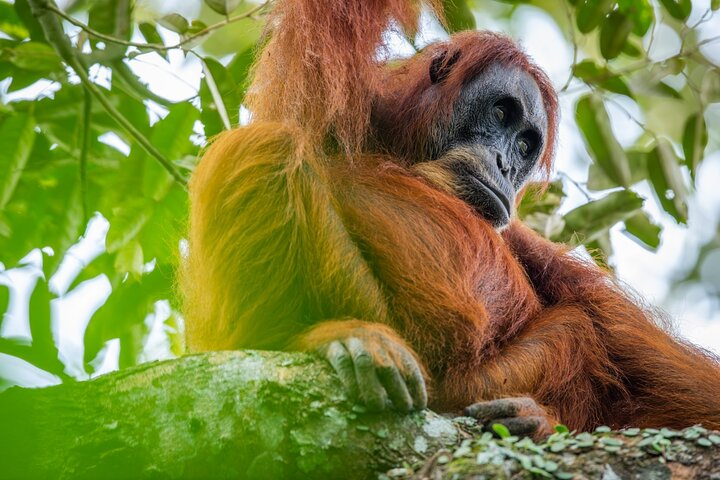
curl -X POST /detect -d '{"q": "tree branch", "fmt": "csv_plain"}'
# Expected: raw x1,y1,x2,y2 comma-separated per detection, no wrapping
1,351,719,479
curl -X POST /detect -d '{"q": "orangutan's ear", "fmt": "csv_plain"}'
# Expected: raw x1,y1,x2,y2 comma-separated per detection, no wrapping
429,49,461,84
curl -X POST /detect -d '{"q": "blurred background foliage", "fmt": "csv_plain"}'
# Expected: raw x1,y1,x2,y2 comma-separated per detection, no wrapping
0,0,718,389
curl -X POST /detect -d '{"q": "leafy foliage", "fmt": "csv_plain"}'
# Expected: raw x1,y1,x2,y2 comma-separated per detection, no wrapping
0,0,718,386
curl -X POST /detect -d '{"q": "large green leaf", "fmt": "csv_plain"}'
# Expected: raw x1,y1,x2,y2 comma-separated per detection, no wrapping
617,0,653,36
139,183,187,266
138,22,169,61
682,113,708,179
587,149,648,191
27,272,63,375
658,0,692,20
556,190,645,246
442,0,476,32
106,197,154,254
227,47,255,90
158,13,189,34
623,210,661,250
0,113,35,210
576,0,616,33
83,261,174,370
573,60,634,99
105,103,198,253
8,42,62,72
199,57,241,137
647,139,689,224
0,163,84,269
12,0,45,43
599,10,634,60
576,94,631,188
139,103,199,200
88,0,132,59
0,263,67,379
114,239,144,280
0,1,28,39
204,0,242,16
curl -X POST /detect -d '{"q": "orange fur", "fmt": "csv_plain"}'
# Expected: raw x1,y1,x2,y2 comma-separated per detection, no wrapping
182,0,720,431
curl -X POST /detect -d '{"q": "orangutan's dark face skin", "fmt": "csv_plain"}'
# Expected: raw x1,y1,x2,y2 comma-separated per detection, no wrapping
418,62,548,228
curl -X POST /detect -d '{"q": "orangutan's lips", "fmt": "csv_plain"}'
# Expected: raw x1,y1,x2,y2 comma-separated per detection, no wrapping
468,173,512,219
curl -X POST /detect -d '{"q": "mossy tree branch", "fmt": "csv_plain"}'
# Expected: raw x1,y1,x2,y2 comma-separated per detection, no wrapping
1,351,719,479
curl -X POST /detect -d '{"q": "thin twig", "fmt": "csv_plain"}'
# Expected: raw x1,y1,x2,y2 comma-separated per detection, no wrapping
46,1,270,53
558,171,592,202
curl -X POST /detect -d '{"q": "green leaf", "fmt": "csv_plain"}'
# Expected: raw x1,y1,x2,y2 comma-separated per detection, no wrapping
105,104,197,253
623,211,661,250
682,113,708,178
0,2,28,39
114,240,144,280
106,198,154,253
138,22,168,61
187,19,209,35
557,190,644,246
204,0,242,16
576,94,631,188
26,272,66,377
618,0,653,36
442,0,475,32
658,0,692,20
0,113,35,210
572,60,634,99
650,81,682,99
8,42,62,72
88,0,133,59
13,0,46,42
587,149,647,191
712,0,720,11
0,161,84,269
621,38,644,57
554,424,570,434
139,22,164,45
576,0,616,33
199,57,240,137
228,47,255,105
492,423,511,439
84,262,173,369
158,13,189,34
600,10,634,60
88,0,132,37
140,102,199,199
517,181,565,217
647,139,689,224
139,183,187,266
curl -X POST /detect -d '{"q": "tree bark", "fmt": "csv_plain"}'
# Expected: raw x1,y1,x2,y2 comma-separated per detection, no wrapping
1,351,718,479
